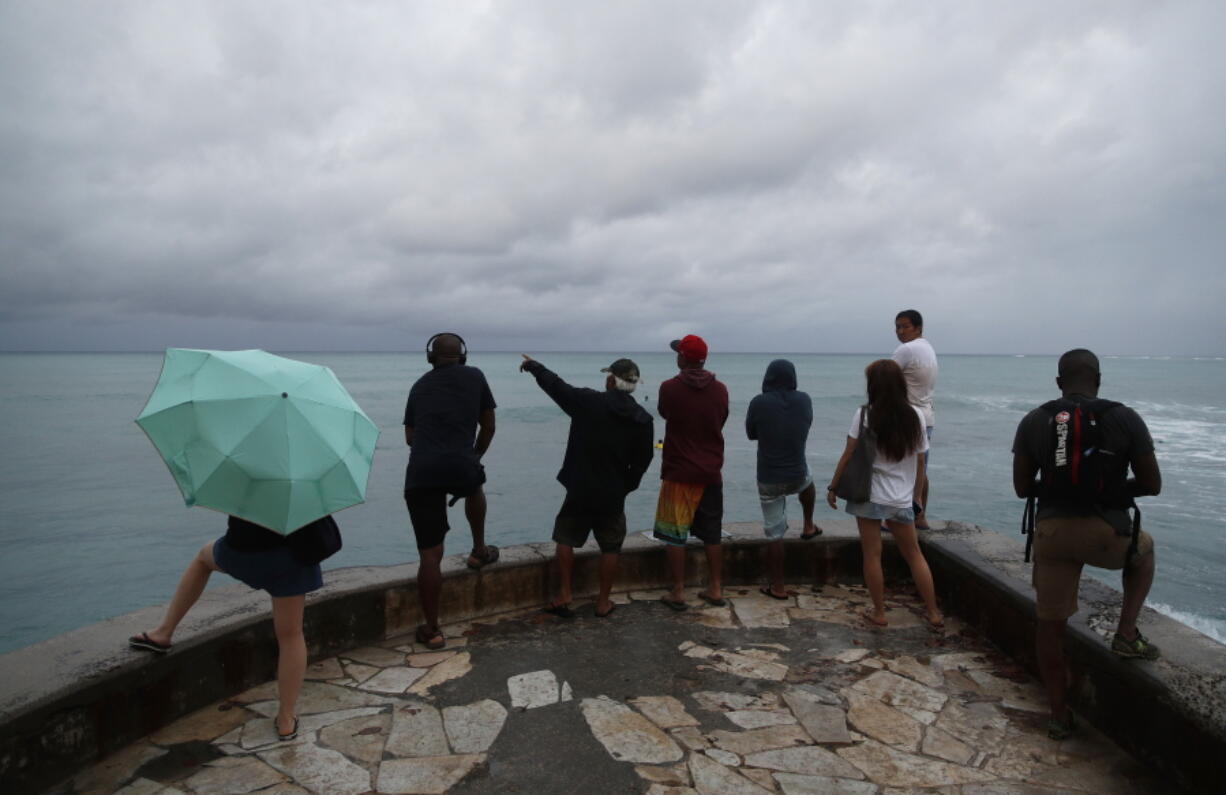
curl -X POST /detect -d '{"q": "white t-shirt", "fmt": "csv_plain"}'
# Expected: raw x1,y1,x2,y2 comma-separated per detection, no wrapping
892,338,938,427
848,406,929,508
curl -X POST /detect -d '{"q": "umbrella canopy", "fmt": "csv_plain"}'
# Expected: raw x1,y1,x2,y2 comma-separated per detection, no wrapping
137,348,380,534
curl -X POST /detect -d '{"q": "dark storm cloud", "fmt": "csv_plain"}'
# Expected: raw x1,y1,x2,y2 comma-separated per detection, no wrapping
1,1,1223,355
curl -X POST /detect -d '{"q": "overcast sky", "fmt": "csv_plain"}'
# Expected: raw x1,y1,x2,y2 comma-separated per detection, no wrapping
1,2,1223,356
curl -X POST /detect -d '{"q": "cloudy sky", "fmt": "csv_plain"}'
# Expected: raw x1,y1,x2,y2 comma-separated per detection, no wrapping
1,1,1223,355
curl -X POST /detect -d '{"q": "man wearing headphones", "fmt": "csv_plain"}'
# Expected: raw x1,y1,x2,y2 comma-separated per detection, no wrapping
404,332,497,649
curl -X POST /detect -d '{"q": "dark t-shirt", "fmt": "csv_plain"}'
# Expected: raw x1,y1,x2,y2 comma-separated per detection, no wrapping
1012,395,1154,530
404,364,496,490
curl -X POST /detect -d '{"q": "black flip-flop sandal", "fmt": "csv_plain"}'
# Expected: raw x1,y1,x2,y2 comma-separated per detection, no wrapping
660,596,689,612
542,603,575,619
415,624,446,650
278,716,299,742
759,586,789,601
128,632,172,654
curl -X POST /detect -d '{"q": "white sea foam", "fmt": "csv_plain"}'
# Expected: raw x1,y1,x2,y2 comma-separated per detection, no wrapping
1149,602,1226,645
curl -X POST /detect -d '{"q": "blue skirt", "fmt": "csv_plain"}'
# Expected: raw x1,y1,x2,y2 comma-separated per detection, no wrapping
213,537,323,598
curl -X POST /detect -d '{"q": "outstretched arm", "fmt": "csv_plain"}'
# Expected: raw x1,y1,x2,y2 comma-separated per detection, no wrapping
520,354,583,415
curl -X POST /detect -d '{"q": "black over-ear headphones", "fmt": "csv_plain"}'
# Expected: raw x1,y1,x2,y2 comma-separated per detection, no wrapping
425,332,468,365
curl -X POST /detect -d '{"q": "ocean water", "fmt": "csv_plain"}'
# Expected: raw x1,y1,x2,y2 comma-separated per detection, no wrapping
1,351,1223,655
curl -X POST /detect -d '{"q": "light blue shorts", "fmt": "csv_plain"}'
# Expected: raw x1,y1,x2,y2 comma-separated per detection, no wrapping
758,476,813,539
844,500,915,524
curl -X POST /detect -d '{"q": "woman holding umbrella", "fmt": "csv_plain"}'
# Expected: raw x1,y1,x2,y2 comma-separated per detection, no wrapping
826,359,943,630
130,349,378,743
129,514,337,741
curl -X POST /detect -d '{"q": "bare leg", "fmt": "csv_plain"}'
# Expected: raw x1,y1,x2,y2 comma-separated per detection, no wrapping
464,488,488,561
700,543,723,601
145,542,222,646
417,543,445,633
1118,549,1155,639
855,518,887,623
271,594,306,736
798,483,820,536
1036,618,1069,721
886,519,942,625
764,540,787,597
596,553,618,615
551,544,575,607
665,545,687,602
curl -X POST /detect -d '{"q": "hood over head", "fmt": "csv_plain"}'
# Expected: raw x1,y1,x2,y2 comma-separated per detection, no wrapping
762,359,797,392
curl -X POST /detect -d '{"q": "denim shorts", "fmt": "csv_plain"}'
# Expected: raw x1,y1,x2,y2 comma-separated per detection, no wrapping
758,476,813,539
844,500,915,524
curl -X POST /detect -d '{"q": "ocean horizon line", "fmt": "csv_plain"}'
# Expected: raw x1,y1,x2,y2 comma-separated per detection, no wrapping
2,349,1223,359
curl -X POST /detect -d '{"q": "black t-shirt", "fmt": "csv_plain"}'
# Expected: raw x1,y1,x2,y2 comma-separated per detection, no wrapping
225,515,288,550
403,364,496,490
1012,395,1154,529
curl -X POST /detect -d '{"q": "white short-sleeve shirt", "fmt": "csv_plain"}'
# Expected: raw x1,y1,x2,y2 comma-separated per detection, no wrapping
849,406,929,508
892,338,938,427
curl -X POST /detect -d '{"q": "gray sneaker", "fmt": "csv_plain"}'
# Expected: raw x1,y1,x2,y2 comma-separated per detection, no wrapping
1111,630,1160,660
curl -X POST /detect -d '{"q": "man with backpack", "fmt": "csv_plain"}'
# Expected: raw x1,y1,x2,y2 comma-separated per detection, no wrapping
1012,348,1162,740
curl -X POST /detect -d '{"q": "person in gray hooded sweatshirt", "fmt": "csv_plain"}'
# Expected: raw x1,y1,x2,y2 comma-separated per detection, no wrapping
746,359,820,599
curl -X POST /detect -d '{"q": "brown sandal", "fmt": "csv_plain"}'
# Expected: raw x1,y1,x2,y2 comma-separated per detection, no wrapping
467,545,500,570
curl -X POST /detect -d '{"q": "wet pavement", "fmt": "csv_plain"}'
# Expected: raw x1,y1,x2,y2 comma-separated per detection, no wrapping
68,582,1170,794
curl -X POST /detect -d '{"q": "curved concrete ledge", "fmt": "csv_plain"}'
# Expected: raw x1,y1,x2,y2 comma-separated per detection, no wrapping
1,519,1222,793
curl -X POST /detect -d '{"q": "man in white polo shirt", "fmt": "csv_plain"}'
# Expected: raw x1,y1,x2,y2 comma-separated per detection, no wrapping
892,309,937,529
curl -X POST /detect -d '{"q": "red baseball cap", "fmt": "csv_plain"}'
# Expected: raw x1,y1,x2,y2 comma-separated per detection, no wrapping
669,334,708,361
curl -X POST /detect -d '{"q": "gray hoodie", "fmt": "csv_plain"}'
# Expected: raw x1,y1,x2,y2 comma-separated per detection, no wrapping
745,359,813,484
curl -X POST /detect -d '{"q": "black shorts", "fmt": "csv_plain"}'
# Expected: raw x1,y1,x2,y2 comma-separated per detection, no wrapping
690,482,724,545
404,484,482,550
552,494,627,553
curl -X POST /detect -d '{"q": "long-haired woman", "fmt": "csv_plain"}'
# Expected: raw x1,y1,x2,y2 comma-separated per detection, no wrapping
827,359,943,628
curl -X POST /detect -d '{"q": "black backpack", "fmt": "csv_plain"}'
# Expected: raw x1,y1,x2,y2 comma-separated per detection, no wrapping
1021,398,1140,563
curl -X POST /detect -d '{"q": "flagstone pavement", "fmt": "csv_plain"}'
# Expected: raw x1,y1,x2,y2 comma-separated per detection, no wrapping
70,583,1171,794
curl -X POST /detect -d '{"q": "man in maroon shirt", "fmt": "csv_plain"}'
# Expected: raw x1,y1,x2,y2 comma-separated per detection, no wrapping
653,334,730,609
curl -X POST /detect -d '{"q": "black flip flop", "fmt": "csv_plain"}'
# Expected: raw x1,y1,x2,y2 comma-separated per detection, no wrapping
542,603,575,619
800,528,823,540
129,632,171,654
595,603,617,618
698,592,726,607
415,624,446,650
660,596,689,612
759,586,790,601
277,716,299,742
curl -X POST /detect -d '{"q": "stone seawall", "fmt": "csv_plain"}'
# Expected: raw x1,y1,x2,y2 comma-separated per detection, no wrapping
0,520,1222,793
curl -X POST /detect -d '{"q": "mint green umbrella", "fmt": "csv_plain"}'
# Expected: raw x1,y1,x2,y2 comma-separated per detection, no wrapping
137,348,380,534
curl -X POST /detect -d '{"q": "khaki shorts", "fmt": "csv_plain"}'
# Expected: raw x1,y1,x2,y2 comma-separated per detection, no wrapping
1032,515,1154,621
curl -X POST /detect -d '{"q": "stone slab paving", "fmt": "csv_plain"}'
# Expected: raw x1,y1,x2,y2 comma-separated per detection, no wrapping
67,583,1173,794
